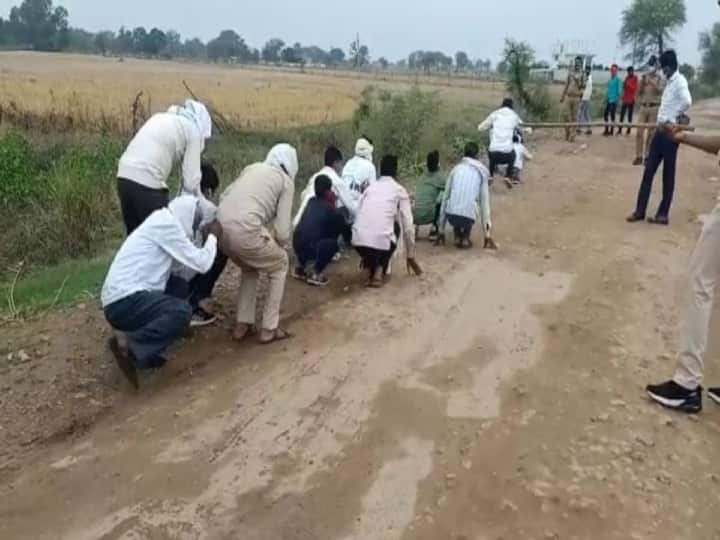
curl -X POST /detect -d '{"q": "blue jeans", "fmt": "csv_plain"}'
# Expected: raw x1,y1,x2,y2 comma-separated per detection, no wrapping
634,130,679,219
104,284,192,369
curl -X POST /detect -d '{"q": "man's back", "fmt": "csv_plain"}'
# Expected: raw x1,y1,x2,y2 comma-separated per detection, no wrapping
218,163,292,233
483,107,521,153
342,156,377,193
353,178,408,250
445,160,484,220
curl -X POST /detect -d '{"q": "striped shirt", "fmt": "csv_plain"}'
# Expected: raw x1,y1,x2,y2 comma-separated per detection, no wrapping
440,158,492,234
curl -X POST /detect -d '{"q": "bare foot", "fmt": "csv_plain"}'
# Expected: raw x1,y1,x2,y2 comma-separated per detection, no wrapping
232,323,252,342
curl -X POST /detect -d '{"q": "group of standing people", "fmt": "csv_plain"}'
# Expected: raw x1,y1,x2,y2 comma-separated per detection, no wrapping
566,54,664,159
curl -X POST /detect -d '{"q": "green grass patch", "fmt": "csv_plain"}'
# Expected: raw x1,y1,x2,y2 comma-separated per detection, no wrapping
1,254,111,318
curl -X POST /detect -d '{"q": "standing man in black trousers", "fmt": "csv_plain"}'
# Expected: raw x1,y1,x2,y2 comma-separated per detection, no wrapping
627,50,692,226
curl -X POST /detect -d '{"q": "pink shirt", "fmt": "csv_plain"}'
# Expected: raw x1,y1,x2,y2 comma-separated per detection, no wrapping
352,176,416,256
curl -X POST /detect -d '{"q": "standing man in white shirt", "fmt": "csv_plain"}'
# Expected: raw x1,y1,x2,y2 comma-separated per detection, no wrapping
478,98,524,188
646,129,720,413
117,100,213,235
102,195,221,389
342,136,377,196
577,66,593,136
627,50,692,226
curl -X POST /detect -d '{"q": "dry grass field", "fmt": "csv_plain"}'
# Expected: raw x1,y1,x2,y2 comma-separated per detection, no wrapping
0,52,506,132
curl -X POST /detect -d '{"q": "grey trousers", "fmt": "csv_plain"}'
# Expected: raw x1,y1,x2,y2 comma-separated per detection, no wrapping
674,207,720,389
577,100,592,130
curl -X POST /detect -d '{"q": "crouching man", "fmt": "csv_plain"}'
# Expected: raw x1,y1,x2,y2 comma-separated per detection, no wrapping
102,195,221,389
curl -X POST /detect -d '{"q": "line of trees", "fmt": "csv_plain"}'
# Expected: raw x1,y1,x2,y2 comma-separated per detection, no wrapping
0,0,497,74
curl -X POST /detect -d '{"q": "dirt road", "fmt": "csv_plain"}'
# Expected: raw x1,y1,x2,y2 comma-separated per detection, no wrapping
3,120,720,539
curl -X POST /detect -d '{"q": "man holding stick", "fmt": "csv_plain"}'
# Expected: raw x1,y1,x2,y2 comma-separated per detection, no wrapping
646,128,720,413
627,50,692,226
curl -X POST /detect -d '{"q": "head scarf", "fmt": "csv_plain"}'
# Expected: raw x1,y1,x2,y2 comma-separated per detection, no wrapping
265,143,299,181
168,195,201,239
355,137,374,161
170,100,213,140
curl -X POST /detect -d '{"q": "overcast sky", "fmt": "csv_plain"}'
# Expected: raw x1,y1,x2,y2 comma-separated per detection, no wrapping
1,0,717,65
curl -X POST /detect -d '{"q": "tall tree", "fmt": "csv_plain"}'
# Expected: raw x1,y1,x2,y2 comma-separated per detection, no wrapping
455,51,470,71
262,38,284,63
207,30,252,63
182,37,206,59
349,35,369,67
328,47,345,65
619,0,686,60
8,0,69,50
93,30,114,55
699,22,720,87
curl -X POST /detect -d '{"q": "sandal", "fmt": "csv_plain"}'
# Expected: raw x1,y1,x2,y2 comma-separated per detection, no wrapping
258,327,293,345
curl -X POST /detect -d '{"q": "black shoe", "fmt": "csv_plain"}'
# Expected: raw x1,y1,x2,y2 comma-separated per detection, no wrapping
708,388,720,406
190,307,217,328
108,337,139,390
646,380,702,413
626,213,645,223
647,216,669,226
632,157,643,166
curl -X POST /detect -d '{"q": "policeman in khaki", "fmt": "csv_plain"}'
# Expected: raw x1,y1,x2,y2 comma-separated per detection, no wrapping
634,56,665,166
560,56,586,143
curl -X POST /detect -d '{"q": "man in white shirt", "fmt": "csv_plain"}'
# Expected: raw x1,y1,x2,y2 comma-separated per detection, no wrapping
577,66,593,136
646,129,720,413
293,145,357,232
478,98,524,187
627,50,692,226
437,141,496,250
512,131,534,184
117,100,212,235
102,195,221,389
342,136,377,196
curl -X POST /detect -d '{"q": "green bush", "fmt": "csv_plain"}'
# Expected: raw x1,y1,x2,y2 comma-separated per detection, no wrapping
354,85,442,178
1,138,123,267
0,131,42,206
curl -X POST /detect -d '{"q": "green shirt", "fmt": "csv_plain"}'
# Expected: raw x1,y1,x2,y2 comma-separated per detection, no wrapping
413,171,446,225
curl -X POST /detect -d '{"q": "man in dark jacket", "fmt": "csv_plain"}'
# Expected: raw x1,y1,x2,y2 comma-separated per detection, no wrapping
292,175,350,287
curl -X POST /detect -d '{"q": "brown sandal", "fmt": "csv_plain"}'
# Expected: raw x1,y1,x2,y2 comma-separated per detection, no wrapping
258,327,293,345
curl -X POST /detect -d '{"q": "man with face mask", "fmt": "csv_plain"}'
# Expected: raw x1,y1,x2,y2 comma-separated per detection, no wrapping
627,50,692,225
560,56,586,143
633,56,665,166
102,195,221,389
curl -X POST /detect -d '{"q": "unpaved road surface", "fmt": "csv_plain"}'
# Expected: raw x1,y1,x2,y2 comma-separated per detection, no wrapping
3,118,720,539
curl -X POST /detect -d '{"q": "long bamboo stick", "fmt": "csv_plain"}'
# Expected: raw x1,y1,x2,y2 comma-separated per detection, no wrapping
523,122,695,131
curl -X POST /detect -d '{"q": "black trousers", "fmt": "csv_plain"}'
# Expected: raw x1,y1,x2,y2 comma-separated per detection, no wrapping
117,178,169,235
634,131,679,219
187,251,228,308
620,103,635,133
356,244,397,276
488,150,517,178
447,214,475,241
603,102,618,133
293,235,339,274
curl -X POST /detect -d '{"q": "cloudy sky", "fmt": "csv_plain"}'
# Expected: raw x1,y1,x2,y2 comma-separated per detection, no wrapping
1,0,717,65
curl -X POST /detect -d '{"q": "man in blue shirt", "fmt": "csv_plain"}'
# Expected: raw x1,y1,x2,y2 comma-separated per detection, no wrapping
603,64,622,136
